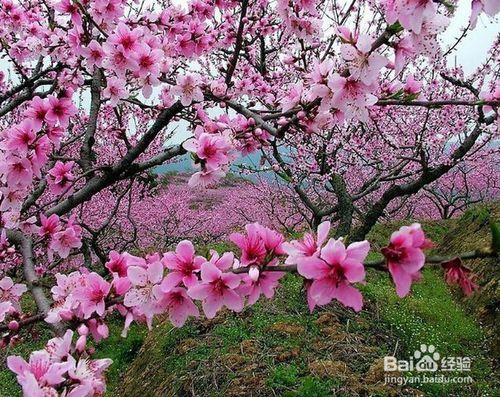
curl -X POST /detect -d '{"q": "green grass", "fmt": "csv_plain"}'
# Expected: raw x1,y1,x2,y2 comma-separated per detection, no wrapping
92,319,149,393
361,268,494,396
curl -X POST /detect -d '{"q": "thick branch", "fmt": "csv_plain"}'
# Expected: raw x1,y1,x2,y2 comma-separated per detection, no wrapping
350,123,488,241
79,68,103,176
5,230,65,336
46,102,184,217
225,0,249,85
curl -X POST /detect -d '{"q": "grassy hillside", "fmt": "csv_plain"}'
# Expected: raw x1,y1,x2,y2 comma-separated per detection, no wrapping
1,204,498,397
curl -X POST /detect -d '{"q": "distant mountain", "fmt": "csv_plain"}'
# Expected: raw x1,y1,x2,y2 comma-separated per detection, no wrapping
155,151,274,180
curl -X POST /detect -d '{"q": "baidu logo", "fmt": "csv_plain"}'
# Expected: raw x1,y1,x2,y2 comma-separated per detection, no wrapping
383,344,474,385
413,344,440,372
384,344,471,373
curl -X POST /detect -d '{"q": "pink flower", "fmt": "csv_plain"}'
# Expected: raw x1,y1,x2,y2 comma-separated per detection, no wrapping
183,132,232,170
4,120,36,155
0,301,14,323
441,258,479,296
382,223,432,297
307,59,334,99
103,76,129,106
156,287,199,327
230,224,267,266
39,214,61,237
188,262,243,318
73,272,111,319
206,250,235,271
102,44,139,76
403,74,422,96
67,356,112,396
296,238,370,312
31,136,51,176
257,224,287,256
7,351,69,391
0,276,27,312
50,271,84,302
238,271,285,305
187,168,226,187
87,318,109,342
107,22,142,53
82,39,105,69
283,221,331,264
393,36,414,73
49,222,82,259
0,187,25,212
230,223,286,267
327,74,377,122
45,95,77,127
123,260,164,328
25,96,50,130
385,0,437,35
479,84,500,114
281,82,303,112
171,73,204,106
48,161,75,195
45,330,73,362
161,240,206,290
135,45,163,79
54,0,82,27
3,155,33,187
340,34,387,85
304,280,317,312
105,250,145,278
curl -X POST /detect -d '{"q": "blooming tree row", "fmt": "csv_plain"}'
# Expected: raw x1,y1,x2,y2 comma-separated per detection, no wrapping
0,0,498,395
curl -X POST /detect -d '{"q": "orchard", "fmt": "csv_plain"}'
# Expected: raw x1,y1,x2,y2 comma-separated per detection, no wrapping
0,0,498,395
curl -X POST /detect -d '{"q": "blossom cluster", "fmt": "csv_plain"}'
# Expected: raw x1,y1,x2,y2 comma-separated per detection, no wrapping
0,93,76,229
43,222,432,336
7,330,111,396
40,214,83,261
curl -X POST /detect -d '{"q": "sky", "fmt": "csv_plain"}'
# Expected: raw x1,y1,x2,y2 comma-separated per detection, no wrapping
442,0,498,74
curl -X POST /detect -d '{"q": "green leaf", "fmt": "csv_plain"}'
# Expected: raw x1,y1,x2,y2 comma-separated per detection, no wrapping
490,221,500,253
387,22,403,34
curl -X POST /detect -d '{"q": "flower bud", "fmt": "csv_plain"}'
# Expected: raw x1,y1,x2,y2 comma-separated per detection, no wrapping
8,321,19,331
77,324,89,336
76,335,87,352
249,266,260,282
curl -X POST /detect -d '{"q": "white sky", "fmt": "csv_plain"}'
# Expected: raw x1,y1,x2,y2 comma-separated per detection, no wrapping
442,0,499,74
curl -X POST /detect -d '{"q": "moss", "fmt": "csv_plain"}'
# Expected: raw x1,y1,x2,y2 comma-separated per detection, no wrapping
283,377,339,397
92,318,148,393
268,364,300,388
361,268,495,396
